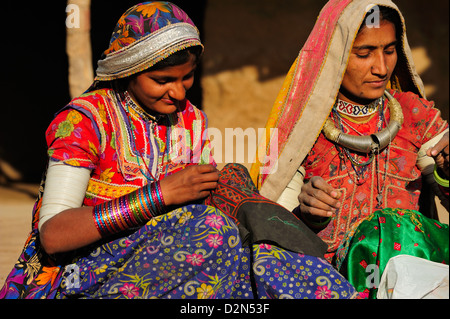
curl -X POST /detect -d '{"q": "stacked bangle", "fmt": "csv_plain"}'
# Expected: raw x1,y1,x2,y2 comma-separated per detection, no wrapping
433,164,449,188
297,209,331,233
93,181,166,237
293,205,332,233
302,214,332,230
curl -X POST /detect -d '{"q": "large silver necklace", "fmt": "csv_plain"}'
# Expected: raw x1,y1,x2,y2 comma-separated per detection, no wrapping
323,90,403,155
322,90,403,207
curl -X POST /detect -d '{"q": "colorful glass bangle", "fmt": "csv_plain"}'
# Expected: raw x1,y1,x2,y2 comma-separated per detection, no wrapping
138,188,152,220
92,206,105,235
150,183,162,214
93,204,109,237
112,199,128,229
156,181,166,211
119,196,132,228
299,210,331,230
143,185,157,216
308,216,332,227
128,192,143,224
92,181,167,237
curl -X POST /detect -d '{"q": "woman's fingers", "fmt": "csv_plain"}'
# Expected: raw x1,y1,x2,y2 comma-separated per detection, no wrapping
159,164,219,206
299,176,341,218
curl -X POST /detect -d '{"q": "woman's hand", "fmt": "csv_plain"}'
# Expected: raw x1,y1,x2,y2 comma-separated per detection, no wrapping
297,176,341,218
159,164,219,206
427,131,449,177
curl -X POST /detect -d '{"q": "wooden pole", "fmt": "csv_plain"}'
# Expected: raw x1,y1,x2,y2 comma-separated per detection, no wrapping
66,0,93,98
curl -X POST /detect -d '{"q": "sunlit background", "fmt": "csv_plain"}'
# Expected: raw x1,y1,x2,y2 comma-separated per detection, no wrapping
1,0,448,287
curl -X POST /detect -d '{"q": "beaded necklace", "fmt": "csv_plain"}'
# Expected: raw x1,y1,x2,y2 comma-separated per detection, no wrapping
323,91,403,154
332,97,390,206
331,96,385,171
335,97,380,119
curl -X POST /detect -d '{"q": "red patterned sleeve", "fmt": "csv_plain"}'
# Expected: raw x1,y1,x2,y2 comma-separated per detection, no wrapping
45,108,100,170
394,91,448,146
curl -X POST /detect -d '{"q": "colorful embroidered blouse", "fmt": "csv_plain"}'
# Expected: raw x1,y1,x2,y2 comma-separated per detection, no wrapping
301,90,448,257
45,88,214,207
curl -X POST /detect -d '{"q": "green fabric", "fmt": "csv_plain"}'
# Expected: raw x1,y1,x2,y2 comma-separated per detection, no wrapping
335,208,449,298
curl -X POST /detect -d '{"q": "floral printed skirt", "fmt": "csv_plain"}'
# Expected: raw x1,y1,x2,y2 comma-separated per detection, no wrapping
55,204,358,299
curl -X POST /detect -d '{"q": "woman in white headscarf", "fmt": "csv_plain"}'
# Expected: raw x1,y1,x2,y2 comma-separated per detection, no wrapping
251,0,448,297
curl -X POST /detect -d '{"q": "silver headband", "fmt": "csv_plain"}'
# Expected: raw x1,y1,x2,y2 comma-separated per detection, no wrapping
96,23,202,80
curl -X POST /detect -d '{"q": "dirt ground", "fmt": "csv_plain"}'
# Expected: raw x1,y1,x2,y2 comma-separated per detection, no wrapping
0,183,38,287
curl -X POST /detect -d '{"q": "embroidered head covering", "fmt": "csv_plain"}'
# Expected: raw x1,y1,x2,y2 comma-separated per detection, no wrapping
95,1,203,81
250,0,426,201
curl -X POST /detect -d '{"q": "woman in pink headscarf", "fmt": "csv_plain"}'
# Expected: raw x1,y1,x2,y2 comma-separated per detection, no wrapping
251,0,448,298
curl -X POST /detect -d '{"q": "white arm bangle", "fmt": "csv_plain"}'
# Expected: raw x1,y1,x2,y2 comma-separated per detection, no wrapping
417,128,448,175
38,160,91,231
276,166,305,211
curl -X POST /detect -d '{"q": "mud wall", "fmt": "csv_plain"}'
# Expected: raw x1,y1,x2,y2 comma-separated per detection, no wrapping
0,0,447,181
